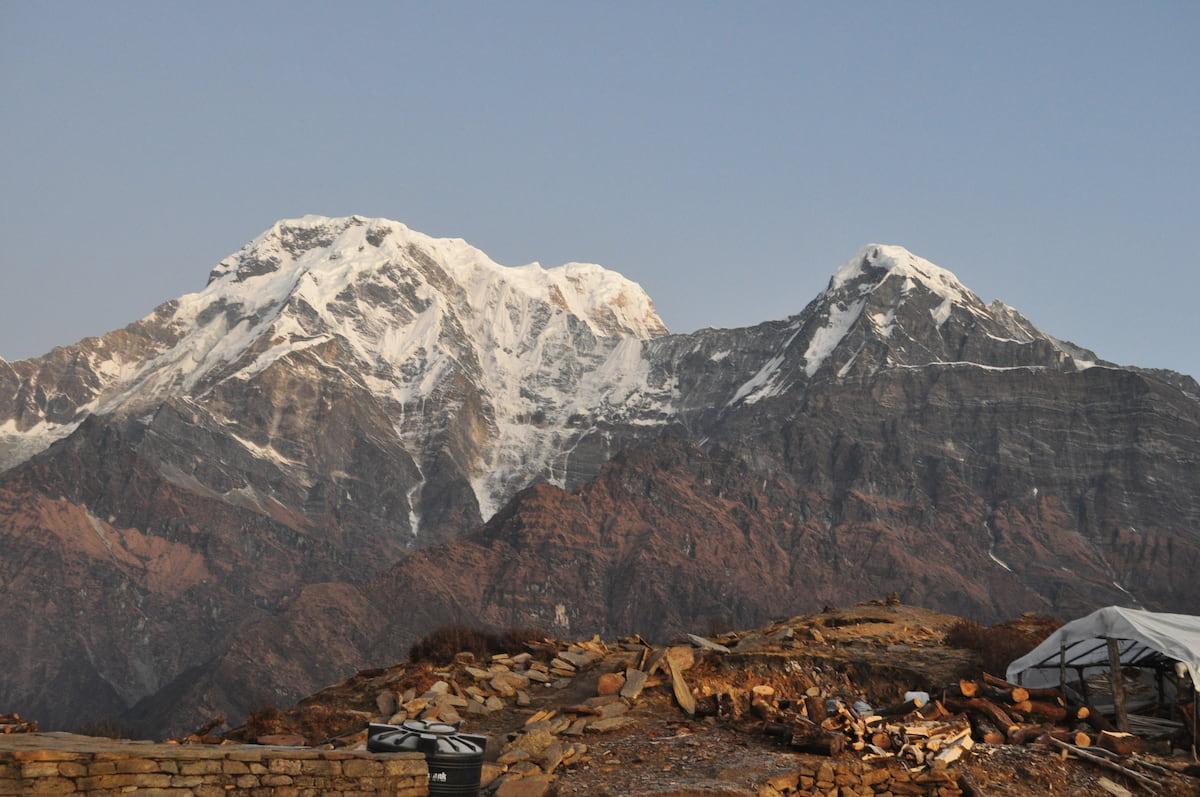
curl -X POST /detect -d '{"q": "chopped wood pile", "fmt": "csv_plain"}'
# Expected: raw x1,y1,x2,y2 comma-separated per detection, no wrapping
735,664,1185,793
747,683,976,775
0,714,36,734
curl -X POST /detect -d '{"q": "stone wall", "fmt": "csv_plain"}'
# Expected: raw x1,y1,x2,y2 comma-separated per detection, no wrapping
758,758,964,797
0,733,427,796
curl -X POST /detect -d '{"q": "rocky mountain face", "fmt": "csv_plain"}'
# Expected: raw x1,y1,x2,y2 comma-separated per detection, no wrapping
1,220,1198,736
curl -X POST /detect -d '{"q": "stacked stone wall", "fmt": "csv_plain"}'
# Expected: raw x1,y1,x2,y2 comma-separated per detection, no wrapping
758,757,964,797
0,733,427,796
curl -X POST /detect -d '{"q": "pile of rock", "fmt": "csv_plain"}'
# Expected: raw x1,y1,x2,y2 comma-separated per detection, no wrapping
373,641,605,730
0,715,36,735
479,637,651,796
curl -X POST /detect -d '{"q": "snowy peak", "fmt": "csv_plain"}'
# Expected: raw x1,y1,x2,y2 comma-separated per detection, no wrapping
828,244,984,310
1,215,680,522
725,244,1109,405
206,215,667,340
803,244,1115,379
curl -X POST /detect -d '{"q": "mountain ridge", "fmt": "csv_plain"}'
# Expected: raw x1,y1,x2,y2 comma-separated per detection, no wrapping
2,219,1198,736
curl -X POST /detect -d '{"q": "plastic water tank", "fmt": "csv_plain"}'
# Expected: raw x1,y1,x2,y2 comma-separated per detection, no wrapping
367,720,486,796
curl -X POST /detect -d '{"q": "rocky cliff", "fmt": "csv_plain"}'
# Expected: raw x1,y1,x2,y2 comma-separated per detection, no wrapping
1,221,1197,735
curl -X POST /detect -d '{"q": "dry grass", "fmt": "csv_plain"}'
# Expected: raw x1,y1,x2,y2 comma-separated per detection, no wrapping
77,717,132,740
946,614,1060,679
408,624,549,665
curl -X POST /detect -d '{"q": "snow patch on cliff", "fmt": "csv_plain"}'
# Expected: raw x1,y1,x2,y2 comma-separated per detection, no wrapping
804,299,866,376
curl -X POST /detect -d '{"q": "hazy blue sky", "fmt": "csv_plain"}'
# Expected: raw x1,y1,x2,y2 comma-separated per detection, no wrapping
2,2,1198,375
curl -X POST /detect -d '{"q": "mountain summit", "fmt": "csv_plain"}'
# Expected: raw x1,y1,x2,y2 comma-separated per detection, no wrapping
2,223,1198,735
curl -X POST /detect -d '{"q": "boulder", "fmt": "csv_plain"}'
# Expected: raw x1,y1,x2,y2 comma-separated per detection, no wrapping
596,672,625,696
620,668,649,700
686,633,732,653
496,775,556,797
375,690,397,716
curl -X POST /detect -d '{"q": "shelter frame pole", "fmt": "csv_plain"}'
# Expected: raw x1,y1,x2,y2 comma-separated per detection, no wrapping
1106,637,1129,732
1059,637,1067,692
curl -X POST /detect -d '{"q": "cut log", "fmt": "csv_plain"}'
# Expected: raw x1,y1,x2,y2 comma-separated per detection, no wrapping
980,683,1032,705
982,672,1062,700
1024,700,1068,722
804,694,826,723
1081,706,1118,734
763,722,791,740
1097,731,1139,756
879,697,926,717
1009,723,1051,745
920,700,951,720
1043,728,1088,744
933,734,975,766
790,719,846,756
958,679,980,698
945,698,1017,737
972,716,1006,745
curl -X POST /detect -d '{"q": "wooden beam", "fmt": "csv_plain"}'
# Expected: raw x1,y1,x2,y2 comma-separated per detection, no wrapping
1059,636,1067,693
1106,637,1129,733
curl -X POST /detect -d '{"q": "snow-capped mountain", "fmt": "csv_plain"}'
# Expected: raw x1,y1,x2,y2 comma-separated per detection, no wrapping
1,215,675,528
0,231,1142,520
713,244,1102,408
3,220,1199,736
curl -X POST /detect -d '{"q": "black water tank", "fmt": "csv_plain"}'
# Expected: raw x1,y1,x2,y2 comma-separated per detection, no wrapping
367,720,486,796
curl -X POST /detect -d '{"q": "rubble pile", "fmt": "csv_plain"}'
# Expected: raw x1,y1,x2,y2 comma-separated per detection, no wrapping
0,715,36,735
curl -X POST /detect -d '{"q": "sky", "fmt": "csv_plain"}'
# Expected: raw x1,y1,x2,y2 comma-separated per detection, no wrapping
1,2,1198,376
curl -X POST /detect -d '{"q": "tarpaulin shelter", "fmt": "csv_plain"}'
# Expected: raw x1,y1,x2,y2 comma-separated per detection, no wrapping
1006,607,1200,689
1006,606,1199,749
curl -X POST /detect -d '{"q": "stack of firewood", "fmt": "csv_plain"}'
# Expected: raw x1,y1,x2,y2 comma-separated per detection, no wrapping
942,673,1139,753
0,713,37,734
753,670,1158,777
761,693,976,771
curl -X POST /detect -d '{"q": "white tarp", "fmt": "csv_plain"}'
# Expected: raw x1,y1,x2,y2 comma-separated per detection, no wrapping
1006,606,1200,689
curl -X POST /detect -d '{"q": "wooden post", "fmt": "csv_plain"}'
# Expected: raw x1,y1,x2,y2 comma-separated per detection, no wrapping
1106,638,1129,732
1059,637,1067,693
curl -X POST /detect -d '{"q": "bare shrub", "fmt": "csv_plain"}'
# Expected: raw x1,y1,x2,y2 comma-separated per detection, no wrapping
409,624,550,665
946,614,1060,679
